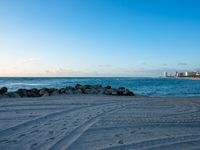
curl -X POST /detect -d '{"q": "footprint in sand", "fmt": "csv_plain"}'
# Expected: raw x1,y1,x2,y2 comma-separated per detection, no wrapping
49,131,54,134
130,130,136,134
62,127,67,130
0,139,8,143
18,134,26,138
118,140,124,144
73,121,79,126
49,137,55,140
31,130,39,133
30,143,38,149
10,140,17,143
115,134,123,137
44,123,49,126
31,125,38,129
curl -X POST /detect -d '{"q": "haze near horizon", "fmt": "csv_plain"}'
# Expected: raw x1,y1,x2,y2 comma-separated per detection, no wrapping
0,0,200,77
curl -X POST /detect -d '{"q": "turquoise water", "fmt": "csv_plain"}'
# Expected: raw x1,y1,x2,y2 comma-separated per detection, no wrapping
0,77,200,97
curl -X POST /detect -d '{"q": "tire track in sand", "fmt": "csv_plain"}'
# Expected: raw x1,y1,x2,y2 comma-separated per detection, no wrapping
48,103,129,150
101,134,200,150
0,106,89,138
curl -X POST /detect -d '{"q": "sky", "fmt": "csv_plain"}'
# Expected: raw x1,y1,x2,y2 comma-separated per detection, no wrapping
0,0,200,77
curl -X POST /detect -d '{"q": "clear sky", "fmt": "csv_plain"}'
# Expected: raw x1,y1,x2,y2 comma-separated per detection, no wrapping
0,0,200,77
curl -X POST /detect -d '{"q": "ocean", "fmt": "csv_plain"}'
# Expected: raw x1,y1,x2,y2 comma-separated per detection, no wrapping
0,77,200,97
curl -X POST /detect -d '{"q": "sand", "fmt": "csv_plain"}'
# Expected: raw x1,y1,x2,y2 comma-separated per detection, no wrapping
0,95,200,150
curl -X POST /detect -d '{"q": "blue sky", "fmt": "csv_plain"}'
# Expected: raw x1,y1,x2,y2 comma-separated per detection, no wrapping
0,0,200,77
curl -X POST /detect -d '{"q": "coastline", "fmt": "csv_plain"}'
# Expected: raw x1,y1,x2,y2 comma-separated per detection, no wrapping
0,95,200,149
163,77,200,80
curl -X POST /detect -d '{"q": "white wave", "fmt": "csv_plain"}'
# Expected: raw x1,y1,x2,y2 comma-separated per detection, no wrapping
9,83,49,86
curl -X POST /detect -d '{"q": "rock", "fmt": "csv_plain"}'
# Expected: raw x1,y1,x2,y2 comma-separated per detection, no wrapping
42,93,49,97
117,87,126,95
75,84,86,91
126,91,134,96
85,85,92,89
51,90,59,96
16,89,28,97
0,87,8,94
66,86,75,90
110,88,117,95
111,91,118,95
65,89,73,94
39,89,49,96
106,86,112,89
84,88,99,94
97,88,105,94
95,84,102,88
27,89,40,97
59,88,66,94
104,89,113,95
75,84,82,89
118,140,124,144
0,84,135,98
73,89,82,94
48,88,57,95
30,88,40,94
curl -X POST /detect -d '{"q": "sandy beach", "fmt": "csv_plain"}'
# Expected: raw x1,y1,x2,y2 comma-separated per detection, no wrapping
0,95,200,150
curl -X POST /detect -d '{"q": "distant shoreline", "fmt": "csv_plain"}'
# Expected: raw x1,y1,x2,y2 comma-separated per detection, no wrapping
163,77,200,80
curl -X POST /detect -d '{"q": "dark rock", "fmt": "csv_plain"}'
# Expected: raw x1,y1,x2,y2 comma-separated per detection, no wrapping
118,140,124,144
48,88,57,94
59,88,66,94
0,87,8,94
118,87,126,90
111,91,118,95
126,91,134,96
111,88,117,95
51,90,59,96
75,84,86,93
85,85,92,89
84,88,99,94
66,86,75,91
30,88,39,93
65,89,73,94
117,87,126,95
106,86,112,89
0,84,135,98
27,91,39,97
73,89,82,94
39,89,49,96
16,89,28,97
97,88,105,94
75,84,82,89
104,89,113,95
27,88,40,97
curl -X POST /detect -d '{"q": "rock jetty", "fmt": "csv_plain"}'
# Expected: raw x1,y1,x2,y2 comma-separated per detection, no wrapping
0,84,134,98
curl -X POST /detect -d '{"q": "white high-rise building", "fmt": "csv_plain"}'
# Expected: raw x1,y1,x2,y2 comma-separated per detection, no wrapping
164,72,168,77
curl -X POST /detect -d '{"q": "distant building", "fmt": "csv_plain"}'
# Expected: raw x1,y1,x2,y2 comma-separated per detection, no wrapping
185,72,197,77
164,71,200,78
175,71,178,77
177,72,184,77
164,72,168,77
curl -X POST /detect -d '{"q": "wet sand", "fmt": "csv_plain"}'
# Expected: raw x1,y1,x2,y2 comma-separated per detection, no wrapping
0,95,200,150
